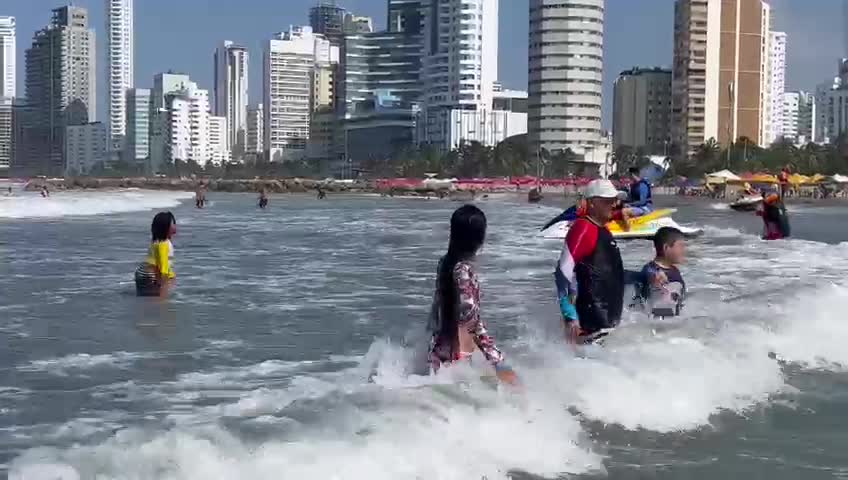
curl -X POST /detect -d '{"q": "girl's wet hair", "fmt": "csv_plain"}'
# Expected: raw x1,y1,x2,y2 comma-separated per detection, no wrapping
437,205,487,356
151,211,176,242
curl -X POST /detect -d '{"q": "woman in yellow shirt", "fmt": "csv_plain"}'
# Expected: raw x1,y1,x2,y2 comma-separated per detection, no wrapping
135,211,177,296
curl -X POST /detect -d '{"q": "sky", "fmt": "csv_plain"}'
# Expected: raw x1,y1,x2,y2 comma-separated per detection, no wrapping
5,0,846,128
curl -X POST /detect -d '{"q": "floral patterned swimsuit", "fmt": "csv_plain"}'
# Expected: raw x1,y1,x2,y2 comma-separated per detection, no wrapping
428,260,504,371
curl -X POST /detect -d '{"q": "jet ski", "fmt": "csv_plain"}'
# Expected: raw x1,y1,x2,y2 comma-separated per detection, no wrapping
729,195,761,212
540,208,703,240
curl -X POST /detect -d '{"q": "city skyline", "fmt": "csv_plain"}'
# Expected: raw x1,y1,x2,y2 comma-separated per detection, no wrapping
6,0,845,129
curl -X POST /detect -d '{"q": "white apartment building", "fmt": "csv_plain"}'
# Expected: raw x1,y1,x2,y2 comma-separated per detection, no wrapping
0,17,14,170
162,81,211,165
0,97,11,169
214,41,248,159
768,31,786,145
65,122,107,174
815,60,848,144
246,104,264,154
106,0,133,150
208,115,230,164
528,0,606,162
264,26,338,162
0,16,15,98
419,0,500,150
782,91,815,145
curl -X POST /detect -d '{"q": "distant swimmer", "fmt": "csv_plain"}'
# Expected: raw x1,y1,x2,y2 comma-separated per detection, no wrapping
632,227,687,318
134,211,177,297
555,180,625,344
428,205,519,385
258,189,269,209
5,186,12,196
195,185,207,208
758,193,790,240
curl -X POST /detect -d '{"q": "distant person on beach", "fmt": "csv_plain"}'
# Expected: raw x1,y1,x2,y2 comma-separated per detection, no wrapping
427,205,518,385
758,193,791,240
195,186,206,208
316,186,326,200
135,212,177,297
258,189,269,209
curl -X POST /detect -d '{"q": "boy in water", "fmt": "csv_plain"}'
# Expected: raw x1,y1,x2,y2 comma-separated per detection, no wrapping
634,227,687,317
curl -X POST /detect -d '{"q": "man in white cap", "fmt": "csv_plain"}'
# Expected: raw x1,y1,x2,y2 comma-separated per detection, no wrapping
554,179,626,344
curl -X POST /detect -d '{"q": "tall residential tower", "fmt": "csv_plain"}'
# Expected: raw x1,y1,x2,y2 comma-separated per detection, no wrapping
672,0,772,158
214,41,249,160
0,16,15,98
21,6,96,174
419,0,500,150
528,0,606,159
106,0,133,151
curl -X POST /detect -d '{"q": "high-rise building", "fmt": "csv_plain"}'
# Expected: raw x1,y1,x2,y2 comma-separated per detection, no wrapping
340,31,422,115
528,0,606,159
613,67,673,156
125,87,150,168
65,121,107,174
0,17,14,170
0,16,15,98
106,0,133,151
672,0,772,158
214,41,249,160
310,2,348,46
388,0,422,34
814,60,848,143
150,72,192,171
344,15,374,34
208,115,229,164
246,104,264,155
768,31,787,145
782,91,815,145
0,97,11,169
162,81,210,164
419,0,499,150
264,26,338,162
20,6,96,174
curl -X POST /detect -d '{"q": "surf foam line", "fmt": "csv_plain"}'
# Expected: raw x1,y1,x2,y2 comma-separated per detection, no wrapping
0,190,193,219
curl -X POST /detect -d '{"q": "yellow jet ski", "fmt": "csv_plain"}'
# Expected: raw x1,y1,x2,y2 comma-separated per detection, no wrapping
540,208,703,240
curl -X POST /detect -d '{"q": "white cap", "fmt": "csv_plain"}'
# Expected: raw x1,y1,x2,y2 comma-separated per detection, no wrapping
584,179,626,199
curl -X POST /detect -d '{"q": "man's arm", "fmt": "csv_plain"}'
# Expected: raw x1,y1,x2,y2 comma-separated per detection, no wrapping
555,220,598,324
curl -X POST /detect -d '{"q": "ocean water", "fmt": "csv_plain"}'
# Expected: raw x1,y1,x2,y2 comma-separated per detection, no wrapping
2,188,848,479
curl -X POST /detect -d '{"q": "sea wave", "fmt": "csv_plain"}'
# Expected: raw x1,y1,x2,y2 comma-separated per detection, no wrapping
0,190,193,219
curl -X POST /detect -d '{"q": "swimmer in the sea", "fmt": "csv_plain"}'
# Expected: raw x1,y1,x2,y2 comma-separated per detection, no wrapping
632,227,687,318
134,212,177,297
427,205,519,385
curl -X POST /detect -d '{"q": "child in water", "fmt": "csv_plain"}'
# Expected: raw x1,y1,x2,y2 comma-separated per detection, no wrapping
634,227,687,317
428,205,518,385
134,211,177,296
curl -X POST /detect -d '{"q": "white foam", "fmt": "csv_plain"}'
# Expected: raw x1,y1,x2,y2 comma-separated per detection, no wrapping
18,352,155,377
0,189,193,219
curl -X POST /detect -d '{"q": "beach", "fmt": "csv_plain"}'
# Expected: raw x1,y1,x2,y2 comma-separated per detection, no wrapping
2,189,848,479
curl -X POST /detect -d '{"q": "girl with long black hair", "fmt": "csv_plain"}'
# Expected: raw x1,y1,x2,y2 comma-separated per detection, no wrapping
428,205,518,385
134,211,177,296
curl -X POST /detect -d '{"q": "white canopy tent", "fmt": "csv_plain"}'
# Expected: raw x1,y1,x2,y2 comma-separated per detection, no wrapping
705,169,741,184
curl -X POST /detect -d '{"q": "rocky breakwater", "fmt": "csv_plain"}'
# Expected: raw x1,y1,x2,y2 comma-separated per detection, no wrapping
23,177,376,194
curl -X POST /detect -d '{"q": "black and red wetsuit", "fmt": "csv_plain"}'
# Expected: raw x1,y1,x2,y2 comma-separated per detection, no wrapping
554,217,625,335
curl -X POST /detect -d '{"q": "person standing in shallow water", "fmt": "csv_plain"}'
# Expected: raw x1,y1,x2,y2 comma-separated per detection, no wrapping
427,205,519,385
135,212,177,296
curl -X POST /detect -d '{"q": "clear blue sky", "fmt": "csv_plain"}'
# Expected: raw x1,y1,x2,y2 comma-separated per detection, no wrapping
6,0,845,128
